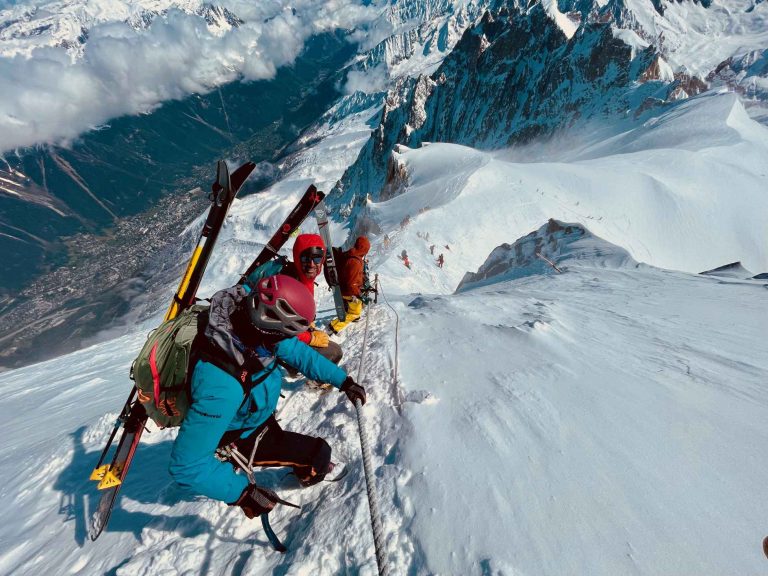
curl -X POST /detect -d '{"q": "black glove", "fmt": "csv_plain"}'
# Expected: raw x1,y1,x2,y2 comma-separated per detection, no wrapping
340,376,366,406
230,485,281,519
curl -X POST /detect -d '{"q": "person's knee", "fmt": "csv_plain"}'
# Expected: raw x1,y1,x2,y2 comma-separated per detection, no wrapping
313,437,331,469
327,340,343,363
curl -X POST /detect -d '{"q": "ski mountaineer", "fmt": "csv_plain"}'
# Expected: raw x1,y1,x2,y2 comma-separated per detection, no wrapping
329,236,371,334
169,274,367,518
278,233,343,364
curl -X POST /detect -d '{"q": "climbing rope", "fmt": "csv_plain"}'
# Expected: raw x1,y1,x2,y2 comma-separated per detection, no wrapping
375,277,402,412
354,301,391,576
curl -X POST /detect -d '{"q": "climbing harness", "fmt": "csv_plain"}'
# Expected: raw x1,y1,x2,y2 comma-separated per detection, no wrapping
219,426,296,553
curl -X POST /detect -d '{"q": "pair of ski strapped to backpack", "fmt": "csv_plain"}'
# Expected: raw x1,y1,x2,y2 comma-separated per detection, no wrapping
88,160,331,546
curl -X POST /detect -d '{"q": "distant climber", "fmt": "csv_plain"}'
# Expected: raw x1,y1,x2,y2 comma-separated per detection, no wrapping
437,253,444,268
400,249,411,269
429,244,435,255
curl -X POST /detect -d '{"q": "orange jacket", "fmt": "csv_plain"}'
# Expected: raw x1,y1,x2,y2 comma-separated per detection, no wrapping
338,236,370,297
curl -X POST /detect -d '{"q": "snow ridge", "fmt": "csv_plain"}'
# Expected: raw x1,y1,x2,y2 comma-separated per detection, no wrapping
457,218,637,291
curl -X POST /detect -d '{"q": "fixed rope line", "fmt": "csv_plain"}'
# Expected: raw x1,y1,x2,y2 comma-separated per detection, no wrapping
354,303,390,576
375,278,401,411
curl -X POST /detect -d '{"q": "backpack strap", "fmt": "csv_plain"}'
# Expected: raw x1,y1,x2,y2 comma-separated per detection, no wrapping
191,312,278,408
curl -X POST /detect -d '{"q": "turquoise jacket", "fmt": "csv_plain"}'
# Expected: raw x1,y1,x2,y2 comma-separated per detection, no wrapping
169,336,347,503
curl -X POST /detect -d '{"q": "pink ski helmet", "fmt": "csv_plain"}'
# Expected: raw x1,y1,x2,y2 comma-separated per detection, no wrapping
246,274,315,337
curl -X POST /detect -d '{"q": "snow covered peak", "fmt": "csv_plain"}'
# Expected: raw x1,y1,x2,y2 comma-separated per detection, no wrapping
343,0,496,93
457,219,637,291
0,0,224,58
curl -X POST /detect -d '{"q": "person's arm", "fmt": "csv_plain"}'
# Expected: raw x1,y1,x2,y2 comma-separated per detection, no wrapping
275,337,346,388
169,361,249,503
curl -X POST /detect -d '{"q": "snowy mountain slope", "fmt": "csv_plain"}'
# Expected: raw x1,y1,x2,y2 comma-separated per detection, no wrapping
0,0,236,58
392,233,768,575
0,1,766,570
344,0,495,92
0,211,765,575
332,0,768,210
360,92,768,277
603,0,768,100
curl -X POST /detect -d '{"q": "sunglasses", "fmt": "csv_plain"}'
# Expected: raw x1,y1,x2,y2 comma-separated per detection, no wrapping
300,255,324,265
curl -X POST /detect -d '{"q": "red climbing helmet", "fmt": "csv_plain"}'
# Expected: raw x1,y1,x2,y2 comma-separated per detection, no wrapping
246,274,315,337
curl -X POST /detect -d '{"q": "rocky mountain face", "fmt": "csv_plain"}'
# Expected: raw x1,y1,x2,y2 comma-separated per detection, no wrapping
329,0,764,212
350,0,496,76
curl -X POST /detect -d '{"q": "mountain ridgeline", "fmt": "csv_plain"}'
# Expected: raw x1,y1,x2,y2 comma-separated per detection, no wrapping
329,0,737,213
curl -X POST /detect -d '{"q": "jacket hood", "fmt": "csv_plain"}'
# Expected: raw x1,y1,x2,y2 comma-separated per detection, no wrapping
292,233,325,285
292,233,325,262
349,236,370,258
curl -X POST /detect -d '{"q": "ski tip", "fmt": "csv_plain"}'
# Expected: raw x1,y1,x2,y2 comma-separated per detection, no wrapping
234,160,257,175
89,516,105,542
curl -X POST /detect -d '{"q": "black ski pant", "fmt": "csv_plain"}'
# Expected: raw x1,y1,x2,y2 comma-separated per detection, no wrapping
224,415,332,485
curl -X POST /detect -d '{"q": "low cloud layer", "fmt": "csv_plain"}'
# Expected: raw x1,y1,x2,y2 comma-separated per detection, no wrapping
343,64,389,95
0,0,382,153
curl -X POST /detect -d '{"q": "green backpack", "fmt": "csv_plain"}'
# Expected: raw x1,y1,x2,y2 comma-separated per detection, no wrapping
132,258,287,429
131,305,208,428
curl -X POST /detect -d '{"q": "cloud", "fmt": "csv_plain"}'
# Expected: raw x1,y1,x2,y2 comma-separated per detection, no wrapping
342,64,389,95
0,0,384,153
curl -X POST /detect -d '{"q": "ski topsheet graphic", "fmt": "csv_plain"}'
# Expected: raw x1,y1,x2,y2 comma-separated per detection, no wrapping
88,160,255,540
240,184,325,286
315,202,346,321
165,160,255,319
